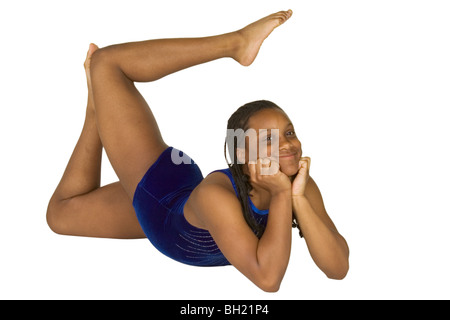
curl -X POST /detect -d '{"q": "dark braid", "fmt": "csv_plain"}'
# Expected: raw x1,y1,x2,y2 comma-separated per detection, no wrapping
224,100,282,238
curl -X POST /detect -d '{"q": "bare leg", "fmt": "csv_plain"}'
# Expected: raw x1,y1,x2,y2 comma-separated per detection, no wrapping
47,10,293,238
90,10,293,199
51,46,102,202
47,45,145,238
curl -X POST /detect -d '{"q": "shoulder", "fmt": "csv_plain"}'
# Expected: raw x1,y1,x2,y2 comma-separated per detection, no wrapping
203,170,235,189
190,171,243,226
194,171,239,207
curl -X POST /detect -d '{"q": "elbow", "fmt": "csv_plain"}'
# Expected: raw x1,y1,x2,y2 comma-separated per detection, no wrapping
323,244,350,280
325,261,349,280
326,270,348,280
255,274,283,293
259,281,281,293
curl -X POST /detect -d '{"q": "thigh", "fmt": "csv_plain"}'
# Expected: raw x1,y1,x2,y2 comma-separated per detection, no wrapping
53,182,146,239
91,55,168,199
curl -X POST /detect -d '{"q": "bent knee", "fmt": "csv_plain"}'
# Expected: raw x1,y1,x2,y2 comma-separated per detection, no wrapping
46,197,71,235
89,46,131,91
89,46,119,74
46,198,61,234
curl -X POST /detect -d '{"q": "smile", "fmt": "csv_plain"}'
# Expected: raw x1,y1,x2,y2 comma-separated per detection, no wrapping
278,153,296,159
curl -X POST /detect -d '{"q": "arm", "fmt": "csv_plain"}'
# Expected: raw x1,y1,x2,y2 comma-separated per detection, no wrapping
197,186,292,292
194,161,292,292
292,158,350,279
255,189,292,290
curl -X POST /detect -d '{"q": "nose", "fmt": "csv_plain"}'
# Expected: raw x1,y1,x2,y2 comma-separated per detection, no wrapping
278,135,302,157
279,135,293,151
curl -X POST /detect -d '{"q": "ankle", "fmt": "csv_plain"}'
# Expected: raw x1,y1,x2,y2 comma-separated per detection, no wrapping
227,30,247,65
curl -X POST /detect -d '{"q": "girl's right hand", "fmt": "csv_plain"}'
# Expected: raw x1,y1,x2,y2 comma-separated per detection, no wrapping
248,158,291,196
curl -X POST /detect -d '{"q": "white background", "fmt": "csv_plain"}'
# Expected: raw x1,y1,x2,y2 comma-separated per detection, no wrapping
1,0,449,299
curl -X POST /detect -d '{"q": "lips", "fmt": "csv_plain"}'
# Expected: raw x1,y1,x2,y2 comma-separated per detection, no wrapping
279,152,297,158
278,154,298,163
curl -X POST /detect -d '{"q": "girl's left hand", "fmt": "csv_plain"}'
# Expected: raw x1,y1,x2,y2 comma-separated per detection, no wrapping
291,157,311,197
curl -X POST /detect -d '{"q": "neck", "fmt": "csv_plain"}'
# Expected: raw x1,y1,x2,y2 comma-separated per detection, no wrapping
249,184,272,211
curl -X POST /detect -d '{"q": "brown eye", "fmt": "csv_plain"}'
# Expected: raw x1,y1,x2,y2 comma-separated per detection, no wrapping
286,131,296,136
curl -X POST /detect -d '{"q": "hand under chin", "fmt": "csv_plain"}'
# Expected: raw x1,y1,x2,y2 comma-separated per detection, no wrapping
280,164,299,178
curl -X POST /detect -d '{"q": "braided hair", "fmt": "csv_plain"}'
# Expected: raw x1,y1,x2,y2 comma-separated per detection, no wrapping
224,100,292,238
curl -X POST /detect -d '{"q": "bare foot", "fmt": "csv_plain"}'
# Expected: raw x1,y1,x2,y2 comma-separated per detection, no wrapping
234,10,293,66
84,43,99,113
84,43,99,88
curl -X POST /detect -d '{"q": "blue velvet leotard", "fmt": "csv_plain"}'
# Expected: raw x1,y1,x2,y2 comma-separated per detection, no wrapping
132,147,269,267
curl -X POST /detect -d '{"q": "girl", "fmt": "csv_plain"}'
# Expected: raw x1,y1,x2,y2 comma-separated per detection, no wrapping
47,10,349,292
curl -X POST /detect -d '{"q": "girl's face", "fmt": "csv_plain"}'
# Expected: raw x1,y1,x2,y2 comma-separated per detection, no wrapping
244,108,302,177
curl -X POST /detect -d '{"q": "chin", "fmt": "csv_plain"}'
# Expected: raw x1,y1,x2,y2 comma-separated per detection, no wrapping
280,162,299,177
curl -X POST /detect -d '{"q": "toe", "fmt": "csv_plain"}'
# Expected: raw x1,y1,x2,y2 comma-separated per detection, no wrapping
84,43,99,70
89,43,99,54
